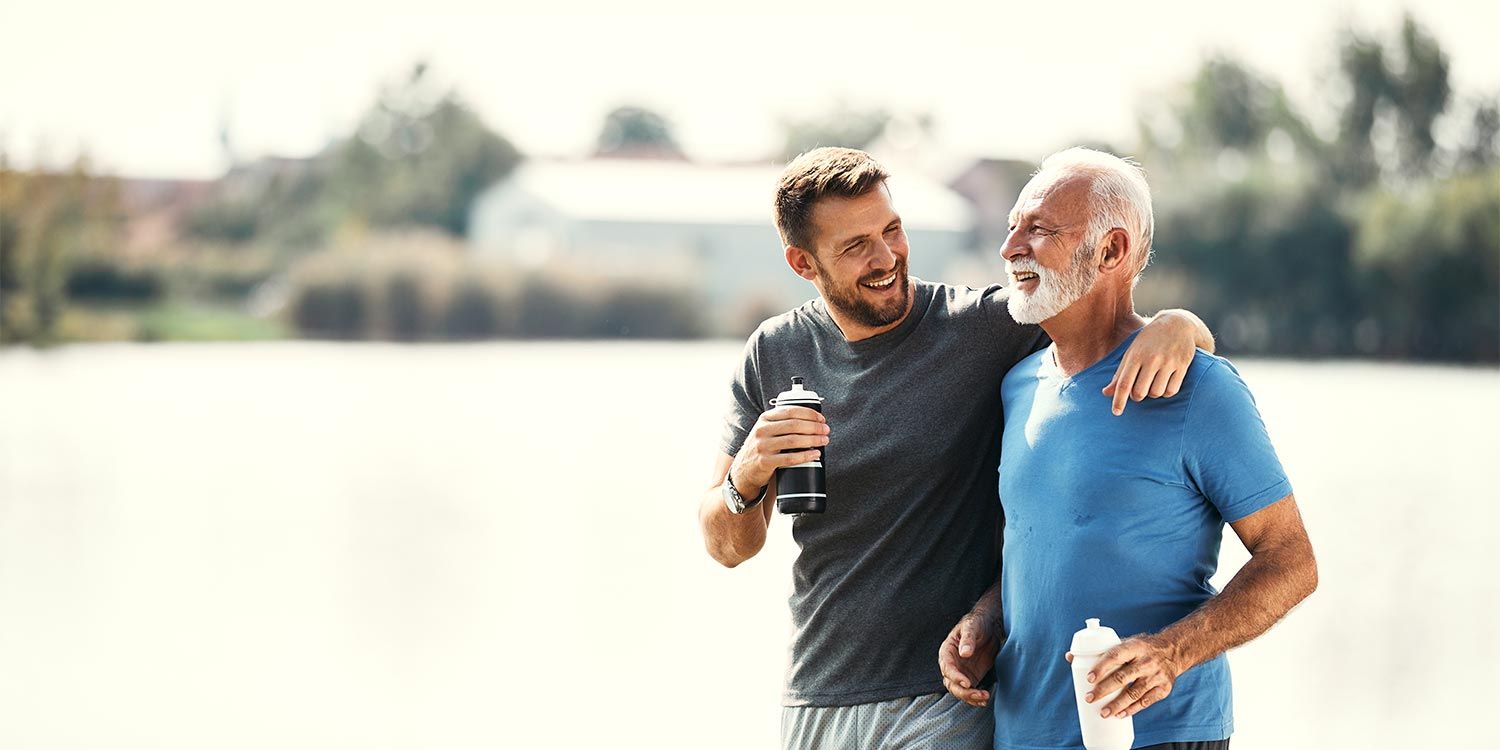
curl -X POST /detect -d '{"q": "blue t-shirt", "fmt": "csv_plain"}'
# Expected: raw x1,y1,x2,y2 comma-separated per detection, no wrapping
991,330,1292,750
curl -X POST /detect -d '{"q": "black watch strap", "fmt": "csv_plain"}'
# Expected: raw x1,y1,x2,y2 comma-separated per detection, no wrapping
724,468,767,513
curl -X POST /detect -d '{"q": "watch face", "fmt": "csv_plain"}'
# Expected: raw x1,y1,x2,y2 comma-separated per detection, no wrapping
723,482,745,513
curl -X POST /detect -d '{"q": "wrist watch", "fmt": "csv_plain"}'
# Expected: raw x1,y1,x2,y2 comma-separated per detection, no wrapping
723,467,767,514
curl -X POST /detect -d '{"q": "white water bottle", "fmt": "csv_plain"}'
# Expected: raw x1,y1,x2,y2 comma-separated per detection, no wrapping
1070,618,1134,750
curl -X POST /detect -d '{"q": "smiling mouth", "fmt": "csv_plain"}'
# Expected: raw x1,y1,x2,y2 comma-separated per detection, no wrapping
862,272,898,290
1013,271,1039,284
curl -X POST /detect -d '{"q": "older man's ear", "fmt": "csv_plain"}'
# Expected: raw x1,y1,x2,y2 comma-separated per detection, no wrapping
1097,228,1134,275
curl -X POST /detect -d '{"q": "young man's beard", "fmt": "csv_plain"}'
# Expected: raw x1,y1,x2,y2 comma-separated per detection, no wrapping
814,258,911,329
1007,242,1100,325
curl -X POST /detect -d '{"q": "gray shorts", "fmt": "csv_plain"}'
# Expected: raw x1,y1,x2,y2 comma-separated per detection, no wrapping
781,692,993,750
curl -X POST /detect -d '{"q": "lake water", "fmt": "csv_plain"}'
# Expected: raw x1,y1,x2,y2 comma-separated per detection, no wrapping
1,342,1495,749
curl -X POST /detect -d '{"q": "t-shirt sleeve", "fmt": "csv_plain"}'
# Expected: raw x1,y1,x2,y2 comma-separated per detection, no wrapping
1182,359,1293,523
979,284,1050,358
719,329,766,457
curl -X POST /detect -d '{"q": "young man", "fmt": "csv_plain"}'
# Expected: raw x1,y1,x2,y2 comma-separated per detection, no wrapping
938,148,1317,750
699,147,1214,750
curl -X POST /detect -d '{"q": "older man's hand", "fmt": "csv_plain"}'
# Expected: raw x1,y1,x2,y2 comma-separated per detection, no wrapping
1102,312,1202,415
1069,634,1184,719
938,609,1000,707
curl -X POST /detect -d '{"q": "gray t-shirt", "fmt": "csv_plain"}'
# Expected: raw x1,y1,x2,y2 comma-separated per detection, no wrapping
720,278,1049,707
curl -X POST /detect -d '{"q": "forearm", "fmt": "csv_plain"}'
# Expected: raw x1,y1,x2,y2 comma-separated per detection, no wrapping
969,580,1005,636
1152,308,1215,353
1151,543,1317,673
698,482,771,568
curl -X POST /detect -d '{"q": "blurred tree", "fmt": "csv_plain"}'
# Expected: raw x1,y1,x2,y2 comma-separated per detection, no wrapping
1332,30,1391,186
186,61,521,246
1456,96,1499,172
594,105,685,159
779,103,893,161
1331,15,1453,183
1386,14,1452,176
1138,55,1318,177
1354,168,1500,360
0,157,123,345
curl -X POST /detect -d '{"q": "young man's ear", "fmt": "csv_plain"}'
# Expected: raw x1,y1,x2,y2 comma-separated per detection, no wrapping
785,245,819,281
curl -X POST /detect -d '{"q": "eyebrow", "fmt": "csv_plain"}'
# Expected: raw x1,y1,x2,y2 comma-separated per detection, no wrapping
834,218,901,248
1009,207,1056,227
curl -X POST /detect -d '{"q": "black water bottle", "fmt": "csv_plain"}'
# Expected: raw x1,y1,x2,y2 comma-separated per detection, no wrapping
770,377,827,514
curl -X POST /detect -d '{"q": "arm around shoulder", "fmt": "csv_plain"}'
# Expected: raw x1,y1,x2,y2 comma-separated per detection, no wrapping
1150,308,1215,353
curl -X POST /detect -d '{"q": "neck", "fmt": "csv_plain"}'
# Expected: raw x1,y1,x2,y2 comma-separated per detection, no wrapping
822,283,915,342
1040,283,1146,376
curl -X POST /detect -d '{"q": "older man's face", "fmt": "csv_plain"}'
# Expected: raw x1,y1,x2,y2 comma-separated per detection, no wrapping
1000,174,1100,325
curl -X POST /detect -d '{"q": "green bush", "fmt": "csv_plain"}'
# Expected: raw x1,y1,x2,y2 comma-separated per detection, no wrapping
65,257,168,302
282,238,707,341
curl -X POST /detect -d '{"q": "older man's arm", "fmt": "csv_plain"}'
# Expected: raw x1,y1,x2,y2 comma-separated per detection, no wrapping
1079,495,1318,718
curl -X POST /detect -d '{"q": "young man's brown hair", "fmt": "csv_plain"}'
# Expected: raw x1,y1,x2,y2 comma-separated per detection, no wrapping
774,147,890,253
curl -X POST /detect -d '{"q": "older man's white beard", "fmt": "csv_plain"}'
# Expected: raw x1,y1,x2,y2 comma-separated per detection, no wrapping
1006,256,1100,325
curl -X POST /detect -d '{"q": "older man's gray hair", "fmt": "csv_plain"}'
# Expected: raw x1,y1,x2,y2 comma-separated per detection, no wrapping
1034,147,1155,278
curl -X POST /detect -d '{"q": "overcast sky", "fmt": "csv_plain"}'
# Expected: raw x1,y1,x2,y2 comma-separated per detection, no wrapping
3,0,1497,178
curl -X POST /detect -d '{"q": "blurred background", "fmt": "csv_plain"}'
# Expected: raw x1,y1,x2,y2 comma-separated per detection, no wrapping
1,1,1496,748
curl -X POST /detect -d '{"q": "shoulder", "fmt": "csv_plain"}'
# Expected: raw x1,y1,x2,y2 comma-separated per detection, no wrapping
746,297,824,344
921,279,1007,319
1181,351,1260,414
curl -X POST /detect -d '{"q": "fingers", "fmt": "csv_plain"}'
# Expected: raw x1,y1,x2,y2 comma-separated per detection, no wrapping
1128,361,1158,402
1088,657,1143,703
754,417,830,439
1100,676,1171,718
1145,368,1173,399
1107,682,1171,718
766,449,821,468
958,618,978,658
762,433,831,454
1165,366,1187,398
942,675,990,707
761,406,826,424
1107,359,1141,415
1064,651,1073,664
1084,643,1136,694
938,635,974,690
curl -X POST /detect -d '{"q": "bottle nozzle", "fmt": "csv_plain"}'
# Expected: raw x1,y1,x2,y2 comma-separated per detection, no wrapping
1086,618,1100,628
792,376,804,386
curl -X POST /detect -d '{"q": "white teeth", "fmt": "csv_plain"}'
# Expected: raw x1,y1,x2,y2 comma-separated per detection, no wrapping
1014,271,1038,282
864,273,897,288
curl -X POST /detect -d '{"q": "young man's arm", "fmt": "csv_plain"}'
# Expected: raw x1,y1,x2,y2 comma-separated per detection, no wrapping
1079,495,1318,718
1105,308,1216,415
698,406,828,567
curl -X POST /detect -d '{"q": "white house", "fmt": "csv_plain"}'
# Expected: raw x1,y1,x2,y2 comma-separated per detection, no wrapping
468,158,977,334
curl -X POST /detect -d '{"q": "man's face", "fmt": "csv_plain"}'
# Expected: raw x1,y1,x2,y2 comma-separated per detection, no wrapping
1000,174,1100,325
805,187,912,329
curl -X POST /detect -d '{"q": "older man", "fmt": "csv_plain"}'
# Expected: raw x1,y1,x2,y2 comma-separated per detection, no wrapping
700,147,1218,750
938,148,1318,750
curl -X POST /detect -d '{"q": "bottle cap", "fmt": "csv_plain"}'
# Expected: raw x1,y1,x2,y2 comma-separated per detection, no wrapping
772,377,823,407
1070,617,1123,656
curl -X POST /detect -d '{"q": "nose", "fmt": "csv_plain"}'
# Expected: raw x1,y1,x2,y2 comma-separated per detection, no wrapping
870,236,897,270
1000,226,1028,264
